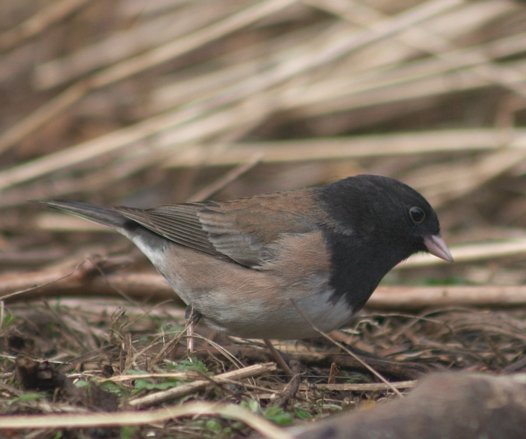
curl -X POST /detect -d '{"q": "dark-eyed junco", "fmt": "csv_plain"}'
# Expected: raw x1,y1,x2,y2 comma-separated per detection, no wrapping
44,175,452,340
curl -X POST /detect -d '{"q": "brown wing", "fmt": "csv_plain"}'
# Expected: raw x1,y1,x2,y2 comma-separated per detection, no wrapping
116,203,221,257
115,189,327,267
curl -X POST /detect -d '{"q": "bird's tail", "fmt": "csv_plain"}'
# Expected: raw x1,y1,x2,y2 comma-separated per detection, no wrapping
42,200,127,229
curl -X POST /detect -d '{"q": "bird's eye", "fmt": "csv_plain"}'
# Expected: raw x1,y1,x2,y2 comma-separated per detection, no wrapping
409,206,426,225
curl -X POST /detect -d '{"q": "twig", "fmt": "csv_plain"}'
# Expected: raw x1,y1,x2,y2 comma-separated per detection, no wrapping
0,401,291,439
301,380,416,392
264,339,294,377
400,237,526,268
367,285,526,310
129,362,277,408
0,268,175,304
5,265,526,310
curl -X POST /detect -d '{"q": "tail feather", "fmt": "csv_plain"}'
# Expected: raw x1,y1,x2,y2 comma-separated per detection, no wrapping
42,200,127,229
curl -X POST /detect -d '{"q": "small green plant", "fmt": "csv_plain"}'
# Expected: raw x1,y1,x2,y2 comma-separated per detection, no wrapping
74,379,89,388
164,358,209,373
241,399,307,426
263,406,294,426
294,407,312,420
100,380,127,397
1,311,15,328
120,426,137,439
9,391,45,405
133,377,180,391
159,322,185,335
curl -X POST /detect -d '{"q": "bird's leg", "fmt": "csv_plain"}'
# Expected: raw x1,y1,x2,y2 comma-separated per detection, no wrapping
264,339,294,377
185,306,201,353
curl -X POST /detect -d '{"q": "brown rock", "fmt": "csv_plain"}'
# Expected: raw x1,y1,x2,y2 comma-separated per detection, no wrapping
291,372,526,439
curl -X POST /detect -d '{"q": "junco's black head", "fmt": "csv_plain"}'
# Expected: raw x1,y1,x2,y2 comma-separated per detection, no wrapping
319,175,451,310
320,174,451,262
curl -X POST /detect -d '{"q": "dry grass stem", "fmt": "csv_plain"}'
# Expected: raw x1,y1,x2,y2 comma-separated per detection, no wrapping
0,401,292,439
299,380,416,392
0,0,89,51
129,362,277,408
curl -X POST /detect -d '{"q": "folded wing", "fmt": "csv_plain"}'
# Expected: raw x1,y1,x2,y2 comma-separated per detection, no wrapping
116,189,327,267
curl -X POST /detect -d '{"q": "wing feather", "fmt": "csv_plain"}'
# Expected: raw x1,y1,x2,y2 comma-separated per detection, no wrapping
115,189,327,267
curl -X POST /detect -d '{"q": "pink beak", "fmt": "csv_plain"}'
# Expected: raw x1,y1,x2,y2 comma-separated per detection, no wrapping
423,235,454,262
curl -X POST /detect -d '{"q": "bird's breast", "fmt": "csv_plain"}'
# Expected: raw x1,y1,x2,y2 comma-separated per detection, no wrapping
129,229,355,339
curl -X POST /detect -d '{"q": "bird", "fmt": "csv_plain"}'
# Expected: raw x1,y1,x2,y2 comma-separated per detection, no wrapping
43,174,453,341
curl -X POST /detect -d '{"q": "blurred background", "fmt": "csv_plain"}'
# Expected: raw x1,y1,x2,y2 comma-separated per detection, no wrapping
1,0,526,287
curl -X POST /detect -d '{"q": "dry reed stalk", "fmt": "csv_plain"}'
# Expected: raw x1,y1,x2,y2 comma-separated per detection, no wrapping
33,3,236,89
368,285,526,310
0,399,290,439
0,0,460,157
0,0,512,203
0,0,298,156
406,146,526,206
299,381,416,392
0,0,89,51
401,237,526,268
160,129,526,168
129,362,277,407
4,266,526,309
